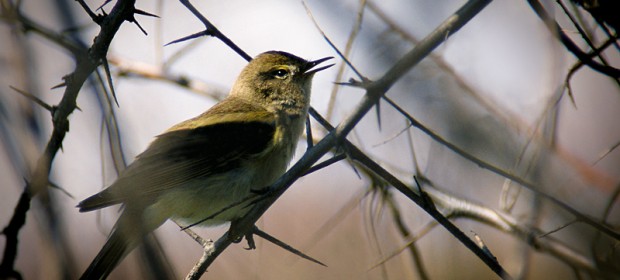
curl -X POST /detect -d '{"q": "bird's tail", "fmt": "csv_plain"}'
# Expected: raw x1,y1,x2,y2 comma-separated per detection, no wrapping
80,227,136,280
80,208,154,280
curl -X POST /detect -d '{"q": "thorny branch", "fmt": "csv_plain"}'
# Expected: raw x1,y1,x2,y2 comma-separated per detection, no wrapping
0,0,138,278
179,1,517,279
3,0,617,279
527,0,620,78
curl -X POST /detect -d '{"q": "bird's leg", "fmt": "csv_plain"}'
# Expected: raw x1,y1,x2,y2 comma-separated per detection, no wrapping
228,219,256,250
243,231,256,250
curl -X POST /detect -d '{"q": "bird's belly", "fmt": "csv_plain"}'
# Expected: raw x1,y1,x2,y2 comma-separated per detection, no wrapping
146,145,292,227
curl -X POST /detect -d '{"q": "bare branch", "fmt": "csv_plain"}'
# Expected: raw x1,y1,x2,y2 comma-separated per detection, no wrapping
0,0,138,277
527,0,620,78
177,0,251,61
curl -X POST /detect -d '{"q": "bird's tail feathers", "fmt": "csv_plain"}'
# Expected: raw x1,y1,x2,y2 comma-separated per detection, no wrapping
80,227,136,280
80,210,151,280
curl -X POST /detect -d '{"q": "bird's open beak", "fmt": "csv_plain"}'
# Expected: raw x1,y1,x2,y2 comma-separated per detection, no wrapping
303,56,335,76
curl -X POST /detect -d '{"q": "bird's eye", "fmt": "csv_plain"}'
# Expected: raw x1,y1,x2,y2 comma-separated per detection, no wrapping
271,69,289,79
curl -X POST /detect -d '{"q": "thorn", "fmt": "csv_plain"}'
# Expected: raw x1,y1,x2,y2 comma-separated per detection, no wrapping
180,193,264,231
10,86,54,112
333,78,367,88
96,0,112,12
132,19,148,36
340,145,362,179
51,82,66,89
76,0,104,24
49,181,74,199
92,8,107,25
113,7,159,36
165,30,210,46
302,153,347,176
333,82,363,88
102,59,119,107
566,85,577,109
125,12,147,36
134,8,159,18
252,227,327,267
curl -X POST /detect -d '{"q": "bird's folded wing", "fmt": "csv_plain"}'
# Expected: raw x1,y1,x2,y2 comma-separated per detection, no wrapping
78,99,277,212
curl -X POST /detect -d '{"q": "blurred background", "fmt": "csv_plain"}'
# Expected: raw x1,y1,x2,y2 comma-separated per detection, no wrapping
1,0,619,279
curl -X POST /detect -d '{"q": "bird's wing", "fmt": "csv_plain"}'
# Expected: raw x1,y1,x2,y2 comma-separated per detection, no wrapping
78,98,277,212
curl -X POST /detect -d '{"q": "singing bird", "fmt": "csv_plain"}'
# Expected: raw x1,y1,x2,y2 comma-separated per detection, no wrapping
78,51,333,279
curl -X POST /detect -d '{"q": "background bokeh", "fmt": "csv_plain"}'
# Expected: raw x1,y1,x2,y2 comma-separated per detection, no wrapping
1,0,618,279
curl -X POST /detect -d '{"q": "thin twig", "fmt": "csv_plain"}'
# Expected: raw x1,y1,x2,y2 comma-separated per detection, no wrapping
178,0,251,61
302,153,347,176
321,0,368,120
527,0,620,78
109,55,228,100
384,191,430,280
593,140,620,165
302,1,367,81
381,96,620,240
310,95,512,278
556,0,620,91
369,219,438,270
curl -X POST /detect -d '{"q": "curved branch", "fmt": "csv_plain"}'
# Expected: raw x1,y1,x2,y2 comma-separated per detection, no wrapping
527,0,620,78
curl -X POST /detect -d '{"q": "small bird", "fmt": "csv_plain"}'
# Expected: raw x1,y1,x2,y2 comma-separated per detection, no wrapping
78,51,333,279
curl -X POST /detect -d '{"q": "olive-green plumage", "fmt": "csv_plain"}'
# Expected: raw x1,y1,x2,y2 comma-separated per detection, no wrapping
78,51,333,279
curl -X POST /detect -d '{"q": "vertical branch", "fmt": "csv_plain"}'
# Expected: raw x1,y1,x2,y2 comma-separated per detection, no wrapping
29,0,136,195
324,0,367,120
0,188,30,279
0,0,137,277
